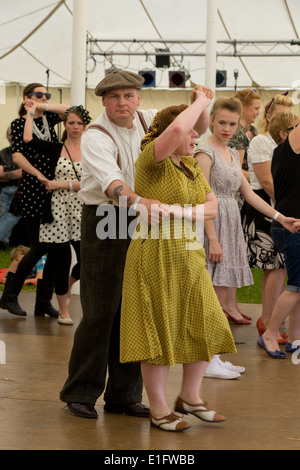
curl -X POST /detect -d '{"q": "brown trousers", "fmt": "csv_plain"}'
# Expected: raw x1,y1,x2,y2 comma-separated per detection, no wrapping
60,204,143,406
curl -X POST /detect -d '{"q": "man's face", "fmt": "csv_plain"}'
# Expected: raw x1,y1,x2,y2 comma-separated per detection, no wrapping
102,88,140,127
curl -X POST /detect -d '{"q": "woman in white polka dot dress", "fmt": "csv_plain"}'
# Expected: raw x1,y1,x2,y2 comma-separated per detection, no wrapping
23,102,91,324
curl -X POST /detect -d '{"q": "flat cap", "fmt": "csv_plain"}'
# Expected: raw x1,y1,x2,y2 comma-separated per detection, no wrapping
95,70,145,96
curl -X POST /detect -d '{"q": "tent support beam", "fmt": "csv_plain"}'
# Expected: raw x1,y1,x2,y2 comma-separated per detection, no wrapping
71,0,87,106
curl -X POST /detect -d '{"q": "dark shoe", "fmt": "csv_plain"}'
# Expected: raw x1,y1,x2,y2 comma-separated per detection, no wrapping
104,402,150,418
257,336,286,359
67,402,98,419
0,272,27,316
34,279,59,318
285,341,300,353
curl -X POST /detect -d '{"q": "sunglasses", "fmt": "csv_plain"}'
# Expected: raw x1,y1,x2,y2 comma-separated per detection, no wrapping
287,123,299,132
28,91,51,100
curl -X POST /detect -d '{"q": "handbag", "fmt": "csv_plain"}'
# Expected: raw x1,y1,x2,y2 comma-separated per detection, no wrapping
41,191,53,224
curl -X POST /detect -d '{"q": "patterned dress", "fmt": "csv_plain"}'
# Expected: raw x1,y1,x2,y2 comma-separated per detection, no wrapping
10,112,61,218
120,140,236,366
39,156,82,243
197,144,253,288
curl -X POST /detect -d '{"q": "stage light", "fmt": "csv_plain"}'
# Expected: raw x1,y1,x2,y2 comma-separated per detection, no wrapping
169,71,186,88
216,70,227,87
155,49,170,68
139,70,156,87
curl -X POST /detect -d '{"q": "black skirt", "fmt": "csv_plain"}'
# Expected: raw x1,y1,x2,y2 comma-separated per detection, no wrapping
241,188,285,269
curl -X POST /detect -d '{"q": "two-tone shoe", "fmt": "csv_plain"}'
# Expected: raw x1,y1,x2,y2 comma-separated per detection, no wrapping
150,412,191,432
175,397,226,423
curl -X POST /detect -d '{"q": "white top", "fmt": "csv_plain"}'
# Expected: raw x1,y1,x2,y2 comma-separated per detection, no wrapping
79,108,157,206
248,133,277,190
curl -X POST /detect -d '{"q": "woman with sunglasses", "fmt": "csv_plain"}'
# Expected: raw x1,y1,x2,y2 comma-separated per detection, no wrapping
0,83,68,318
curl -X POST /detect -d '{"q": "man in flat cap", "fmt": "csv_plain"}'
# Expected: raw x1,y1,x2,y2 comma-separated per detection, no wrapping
60,70,211,420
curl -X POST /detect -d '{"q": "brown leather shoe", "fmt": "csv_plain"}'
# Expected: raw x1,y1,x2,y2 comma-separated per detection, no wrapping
104,402,150,418
67,402,98,419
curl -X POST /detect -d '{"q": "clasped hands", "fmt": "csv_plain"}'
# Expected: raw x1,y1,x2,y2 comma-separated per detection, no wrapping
137,199,193,226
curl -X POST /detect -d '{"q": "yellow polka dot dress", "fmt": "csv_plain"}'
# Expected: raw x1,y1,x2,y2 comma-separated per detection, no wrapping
120,140,236,366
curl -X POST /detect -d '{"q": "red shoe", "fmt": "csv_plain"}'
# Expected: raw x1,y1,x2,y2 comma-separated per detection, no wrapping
256,317,266,336
224,310,251,325
256,316,288,343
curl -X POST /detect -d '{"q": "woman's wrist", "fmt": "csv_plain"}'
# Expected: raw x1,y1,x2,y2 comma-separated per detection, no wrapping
273,211,281,221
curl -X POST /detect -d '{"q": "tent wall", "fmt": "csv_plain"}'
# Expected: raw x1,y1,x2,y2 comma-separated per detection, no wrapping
1,85,299,149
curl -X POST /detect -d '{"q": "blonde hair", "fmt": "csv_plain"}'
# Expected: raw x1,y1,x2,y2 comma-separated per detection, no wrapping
10,245,30,261
235,89,260,107
268,110,299,145
258,93,294,135
209,97,243,132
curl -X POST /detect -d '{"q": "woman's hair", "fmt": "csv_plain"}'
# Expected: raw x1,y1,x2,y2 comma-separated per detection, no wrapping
141,104,188,150
19,83,45,117
10,245,30,261
257,92,294,135
209,97,243,132
234,88,260,107
268,110,299,144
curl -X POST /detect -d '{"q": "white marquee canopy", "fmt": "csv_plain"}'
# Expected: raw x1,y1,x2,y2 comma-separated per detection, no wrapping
0,0,300,94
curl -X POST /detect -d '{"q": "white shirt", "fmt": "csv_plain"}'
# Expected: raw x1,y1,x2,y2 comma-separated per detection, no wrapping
248,133,277,190
79,108,157,206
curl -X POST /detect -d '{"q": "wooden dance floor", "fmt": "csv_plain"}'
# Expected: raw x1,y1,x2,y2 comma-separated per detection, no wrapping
0,292,299,451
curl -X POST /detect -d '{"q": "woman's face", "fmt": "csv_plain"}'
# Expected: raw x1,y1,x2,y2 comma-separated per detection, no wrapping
175,128,199,156
64,112,84,138
211,108,240,143
243,99,261,125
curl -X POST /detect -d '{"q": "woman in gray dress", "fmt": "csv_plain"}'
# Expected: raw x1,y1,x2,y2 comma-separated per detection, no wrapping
195,97,296,329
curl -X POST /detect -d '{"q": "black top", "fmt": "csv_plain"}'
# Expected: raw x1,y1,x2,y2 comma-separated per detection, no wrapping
0,146,20,188
271,136,300,224
11,112,61,218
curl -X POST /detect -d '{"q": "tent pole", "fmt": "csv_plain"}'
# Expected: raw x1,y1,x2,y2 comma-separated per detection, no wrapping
71,0,87,106
205,0,217,92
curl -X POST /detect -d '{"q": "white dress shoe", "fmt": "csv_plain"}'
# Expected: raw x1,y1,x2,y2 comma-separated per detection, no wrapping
204,357,241,379
58,315,73,325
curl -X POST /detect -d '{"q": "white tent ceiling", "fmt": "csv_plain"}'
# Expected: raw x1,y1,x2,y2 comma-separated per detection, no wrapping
0,0,300,91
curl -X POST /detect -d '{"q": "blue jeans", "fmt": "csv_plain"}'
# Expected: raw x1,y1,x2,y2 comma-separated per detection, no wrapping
0,185,21,243
271,226,300,292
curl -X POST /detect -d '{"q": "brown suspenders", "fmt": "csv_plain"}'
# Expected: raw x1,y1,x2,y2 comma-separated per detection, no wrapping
88,111,148,169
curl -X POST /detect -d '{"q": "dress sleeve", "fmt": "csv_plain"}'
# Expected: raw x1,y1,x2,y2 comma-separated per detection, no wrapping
194,145,215,166
11,118,25,154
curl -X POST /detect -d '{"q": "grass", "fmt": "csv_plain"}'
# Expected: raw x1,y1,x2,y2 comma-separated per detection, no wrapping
0,248,36,292
0,248,264,302
236,268,263,304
